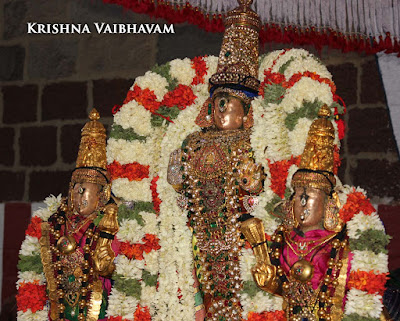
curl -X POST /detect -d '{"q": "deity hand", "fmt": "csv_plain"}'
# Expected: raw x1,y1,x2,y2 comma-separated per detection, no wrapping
167,149,184,191
93,238,115,277
238,156,264,193
251,261,279,294
98,204,119,235
93,203,118,277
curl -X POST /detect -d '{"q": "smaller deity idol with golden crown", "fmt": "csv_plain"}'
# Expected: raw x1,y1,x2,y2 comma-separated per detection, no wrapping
167,1,264,320
39,109,119,321
242,105,349,321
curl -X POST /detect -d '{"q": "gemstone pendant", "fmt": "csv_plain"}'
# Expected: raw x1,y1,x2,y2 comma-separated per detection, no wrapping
57,235,77,255
290,259,314,283
177,193,188,210
243,195,259,213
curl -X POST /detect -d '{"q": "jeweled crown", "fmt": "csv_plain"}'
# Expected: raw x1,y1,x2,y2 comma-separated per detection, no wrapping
209,0,261,93
72,109,110,186
292,105,336,194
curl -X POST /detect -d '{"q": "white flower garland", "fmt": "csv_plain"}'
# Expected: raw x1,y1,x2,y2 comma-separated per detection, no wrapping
106,50,388,321
344,289,383,318
169,58,196,86
113,100,154,136
16,195,62,321
134,71,168,100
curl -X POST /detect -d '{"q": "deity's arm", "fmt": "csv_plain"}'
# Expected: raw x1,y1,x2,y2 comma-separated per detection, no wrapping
241,217,280,295
93,203,119,277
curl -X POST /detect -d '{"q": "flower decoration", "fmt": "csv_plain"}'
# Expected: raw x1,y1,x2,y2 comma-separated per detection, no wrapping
108,161,150,181
105,49,388,321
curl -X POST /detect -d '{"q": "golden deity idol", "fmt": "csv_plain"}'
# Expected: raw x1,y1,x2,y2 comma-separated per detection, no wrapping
242,106,348,321
40,109,119,321
167,1,265,319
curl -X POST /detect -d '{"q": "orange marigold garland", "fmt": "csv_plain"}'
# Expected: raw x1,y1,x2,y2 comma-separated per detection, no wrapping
191,56,207,85
161,84,197,109
108,316,130,321
268,156,300,199
133,304,152,321
16,282,47,313
25,216,42,239
247,310,286,321
124,85,161,113
339,190,376,223
333,145,341,175
150,176,161,214
347,270,388,296
108,161,150,182
120,234,161,260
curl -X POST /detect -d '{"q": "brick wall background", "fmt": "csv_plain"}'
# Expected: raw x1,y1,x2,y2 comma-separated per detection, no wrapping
0,0,399,204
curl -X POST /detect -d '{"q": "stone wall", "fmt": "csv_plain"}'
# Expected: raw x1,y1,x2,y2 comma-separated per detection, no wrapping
1,0,399,203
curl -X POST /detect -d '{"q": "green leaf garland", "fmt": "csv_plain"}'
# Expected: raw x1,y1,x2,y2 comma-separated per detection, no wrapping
113,274,142,299
142,270,158,287
18,254,43,274
110,125,147,142
349,229,391,254
117,202,155,225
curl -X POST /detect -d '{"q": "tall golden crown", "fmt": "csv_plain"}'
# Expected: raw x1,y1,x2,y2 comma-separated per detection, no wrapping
71,108,109,186
209,0,261,93
292,105,336,194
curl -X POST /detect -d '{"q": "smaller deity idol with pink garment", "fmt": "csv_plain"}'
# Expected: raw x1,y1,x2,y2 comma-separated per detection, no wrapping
242,105,361,321
27,109,119,321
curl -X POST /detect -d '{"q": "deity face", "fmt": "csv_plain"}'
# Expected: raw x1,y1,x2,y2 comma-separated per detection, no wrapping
71,182,101,216
213,93,245,130
293,187,326,232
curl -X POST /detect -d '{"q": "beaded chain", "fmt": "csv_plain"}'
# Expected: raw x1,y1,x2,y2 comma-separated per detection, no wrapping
48,205,99,321
180,129,252,321
270,225,347,321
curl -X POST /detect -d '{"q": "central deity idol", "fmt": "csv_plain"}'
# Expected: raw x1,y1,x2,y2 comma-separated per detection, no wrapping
167,1,263,319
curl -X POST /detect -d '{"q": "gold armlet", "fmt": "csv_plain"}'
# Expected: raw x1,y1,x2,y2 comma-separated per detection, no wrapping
241,217,270,264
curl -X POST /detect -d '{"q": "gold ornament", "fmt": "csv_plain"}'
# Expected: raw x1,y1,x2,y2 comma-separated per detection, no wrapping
241,218,270,264
56,235,77,255
71,109,110,188
290,259,314,282
291,105,336,195
209,0,261,93
324,191,344,232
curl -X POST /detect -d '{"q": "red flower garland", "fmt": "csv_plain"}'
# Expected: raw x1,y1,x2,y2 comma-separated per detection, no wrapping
25,216,42,239
347,271,388,296
247,310,286,321
16,282,47,313
333,145,341,175
133,304,151,321
268,156,300,199
119,234,161,260
338,191,376,223
108,161,150,182
150,176,161,214
161,84,197,109
108,316,131,321
124,85,161,113
191,56,207,85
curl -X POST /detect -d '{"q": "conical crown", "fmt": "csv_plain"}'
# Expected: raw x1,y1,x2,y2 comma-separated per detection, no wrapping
292,105,336,194
72,109,109,186
76,108,107,169
209,0,261,93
